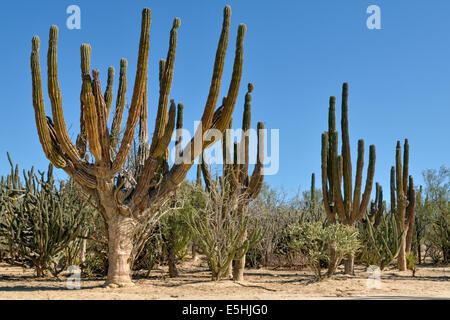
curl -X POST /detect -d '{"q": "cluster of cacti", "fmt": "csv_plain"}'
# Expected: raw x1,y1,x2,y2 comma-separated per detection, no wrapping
0,153,89,277
390,139,416,270
359,211,403,270
321,82,376,274
190,83,264,281
30,6,248,286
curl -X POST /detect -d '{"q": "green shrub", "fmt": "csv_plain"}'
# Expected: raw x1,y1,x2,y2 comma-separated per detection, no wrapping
287,222,360,280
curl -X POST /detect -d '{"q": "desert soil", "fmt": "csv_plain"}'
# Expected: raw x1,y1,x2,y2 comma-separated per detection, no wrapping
0,259,448,300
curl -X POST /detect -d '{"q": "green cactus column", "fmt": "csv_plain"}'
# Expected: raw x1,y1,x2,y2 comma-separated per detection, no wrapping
390,139,415,271
320,83,376,275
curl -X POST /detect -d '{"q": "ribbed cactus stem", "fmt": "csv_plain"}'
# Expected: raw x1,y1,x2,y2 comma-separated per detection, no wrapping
150,17,180,154
112,8,151,174
200,5,231,131
403,139,409,195
104,66,115,122
175,102,184,161
92,69,111,163
80,44,102,161
311,173,316,203
48,25,83,164
30,36,66,168
110,58,128,149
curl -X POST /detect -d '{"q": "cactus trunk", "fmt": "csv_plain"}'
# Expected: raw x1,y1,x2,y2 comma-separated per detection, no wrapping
105,214,137,287
232,205,249,281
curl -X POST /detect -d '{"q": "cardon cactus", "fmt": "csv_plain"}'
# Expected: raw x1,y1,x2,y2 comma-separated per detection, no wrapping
30,6,248,287
0,153,89,277
195,83,265,281
390,139,416,270
320,83,376,275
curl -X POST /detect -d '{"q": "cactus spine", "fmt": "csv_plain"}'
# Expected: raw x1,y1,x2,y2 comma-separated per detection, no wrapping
390,139,416,270
321,83,376,275
30,6,247,287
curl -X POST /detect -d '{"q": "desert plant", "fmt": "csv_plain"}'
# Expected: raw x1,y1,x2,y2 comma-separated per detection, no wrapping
390,139,416,270
287,221,360,281
421,166,449,264
186,180,263,281
198,83,264,281
0,154,89,277
321,83,376,275
358,212,403,270
406,252,417,277
30,6,247,286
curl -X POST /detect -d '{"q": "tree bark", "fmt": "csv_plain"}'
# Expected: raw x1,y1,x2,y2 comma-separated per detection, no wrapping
232,228,247,281
191,243,199,261
344,254,355,275
105,214,137,287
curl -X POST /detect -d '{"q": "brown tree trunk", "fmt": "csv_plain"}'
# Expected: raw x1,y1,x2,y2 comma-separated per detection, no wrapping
191,243,199,261
397,232,407,271
233,253,246,281
168,226,178,278
105,214,136,287
344,254,355,275
232,229,247,282
232,204,248,282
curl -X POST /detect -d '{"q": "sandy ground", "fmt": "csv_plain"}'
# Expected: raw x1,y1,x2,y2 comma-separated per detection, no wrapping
0,258,448,300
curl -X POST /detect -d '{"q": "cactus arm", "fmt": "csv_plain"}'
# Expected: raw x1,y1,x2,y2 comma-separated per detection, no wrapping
91,69,111,164
247,122,264,199
110,58,128,149
327,97,336,209
390,166,396,214
330,131,345,221
405,175,416,230
209,24,245,135
239,83,253,182
200,6,231,132
151,100,176,158
395,141,406,228
111,8,151,174
137,76,149,165
402,139,409,195
80,44,102,161
160,21,246,191
175,102,184,163
30,36,67,168
352,139,364,219
340,82,353,219
149,18,180,154
321,132,334,222
104,66,115,122
356,144,376,221
47,26,86,166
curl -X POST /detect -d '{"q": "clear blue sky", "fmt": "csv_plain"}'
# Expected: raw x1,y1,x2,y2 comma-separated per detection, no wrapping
0,0,449,198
